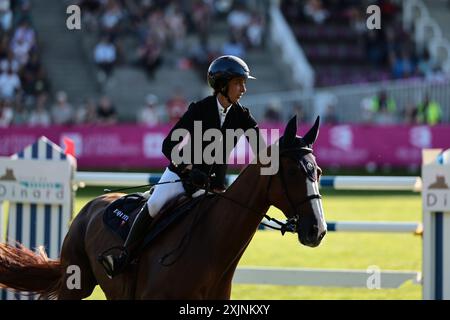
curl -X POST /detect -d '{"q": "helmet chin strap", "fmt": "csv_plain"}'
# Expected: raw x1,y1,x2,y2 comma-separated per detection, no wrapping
220,85,233,106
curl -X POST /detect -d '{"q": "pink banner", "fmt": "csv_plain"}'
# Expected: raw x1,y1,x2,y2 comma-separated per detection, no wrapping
1,124,449,169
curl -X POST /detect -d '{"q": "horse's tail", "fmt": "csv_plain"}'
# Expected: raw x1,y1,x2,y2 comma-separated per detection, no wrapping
0,242,63,299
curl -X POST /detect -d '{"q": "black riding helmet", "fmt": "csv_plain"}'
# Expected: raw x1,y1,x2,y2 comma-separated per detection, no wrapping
207,55,256,97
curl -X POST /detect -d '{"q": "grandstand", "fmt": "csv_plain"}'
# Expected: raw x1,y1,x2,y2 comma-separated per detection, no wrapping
0,0,449,127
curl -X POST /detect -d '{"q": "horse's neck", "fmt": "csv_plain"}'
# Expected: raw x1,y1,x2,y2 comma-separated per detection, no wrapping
225,164,270,220
206,164,270,267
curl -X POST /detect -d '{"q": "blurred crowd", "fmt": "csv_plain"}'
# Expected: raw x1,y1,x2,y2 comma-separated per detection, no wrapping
361,90,443,126
80,0,266,84
281,0,444,86
0,0,448,128
261,89,445,126
0,0,52,127
1,0,268,128
0,88,192,127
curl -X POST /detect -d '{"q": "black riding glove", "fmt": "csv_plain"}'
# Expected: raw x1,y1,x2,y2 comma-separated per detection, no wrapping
189,168,209,189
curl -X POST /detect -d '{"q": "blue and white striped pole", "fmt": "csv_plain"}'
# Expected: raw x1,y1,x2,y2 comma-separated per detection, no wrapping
422,149,450,300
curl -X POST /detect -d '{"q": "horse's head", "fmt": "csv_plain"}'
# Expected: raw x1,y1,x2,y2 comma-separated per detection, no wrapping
267,115,326,247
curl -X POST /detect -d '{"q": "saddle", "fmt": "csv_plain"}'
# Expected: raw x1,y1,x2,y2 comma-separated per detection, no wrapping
103,191,211,248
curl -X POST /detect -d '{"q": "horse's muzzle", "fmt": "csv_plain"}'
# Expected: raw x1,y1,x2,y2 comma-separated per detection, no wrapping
299,225,326,247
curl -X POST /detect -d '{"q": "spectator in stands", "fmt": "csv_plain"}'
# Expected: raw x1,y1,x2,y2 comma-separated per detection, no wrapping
12,101,28,125
246,11,265,48
188,40,217,78
364,30,385,67
323,104,338,125
378,0,400,24
94,35,117,82
75,98,98,125
263,98,282,123
390,49,415,79
348,5,366,37
165,2,187,52
99,0,124,38
96,95,117,125
370,90,397,124
292,102,307,122
384,27,401,60
227,2,251,39
77,0,102,31
191,0,212,46
11,19,35,52
1,54,16,73
22,64,50,103
0,0,12,32
416,94,442,126
416,49,437,80
146,9,168,46
0,99,13,127
0,65,21,100
303,0,329,25
10,19,35,67
402,101,418,125
0,35,9,61
222,34,246,58
165,87,187,123
11,34,30,66
136,33,163,80
22,51,41,79
138,93,160,126
28,94,51,127
13,0,32,24
51,91,74,125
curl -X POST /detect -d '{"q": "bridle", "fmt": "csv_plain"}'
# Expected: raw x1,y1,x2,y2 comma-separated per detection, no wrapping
261,146,322,234
206,146,322,235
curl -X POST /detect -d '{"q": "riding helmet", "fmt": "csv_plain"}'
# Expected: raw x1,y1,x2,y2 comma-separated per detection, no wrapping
207,55,256,91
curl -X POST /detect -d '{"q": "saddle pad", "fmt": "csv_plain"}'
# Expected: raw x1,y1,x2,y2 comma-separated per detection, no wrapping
103,193,150,241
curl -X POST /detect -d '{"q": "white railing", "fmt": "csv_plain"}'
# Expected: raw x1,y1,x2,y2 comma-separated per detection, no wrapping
242,76,450,123
269,1,314,90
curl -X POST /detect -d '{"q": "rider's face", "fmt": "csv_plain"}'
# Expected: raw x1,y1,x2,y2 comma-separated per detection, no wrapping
226,77,247,104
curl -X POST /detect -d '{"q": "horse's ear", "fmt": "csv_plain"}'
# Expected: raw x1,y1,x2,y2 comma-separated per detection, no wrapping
303,116,320,146
282,115,297,146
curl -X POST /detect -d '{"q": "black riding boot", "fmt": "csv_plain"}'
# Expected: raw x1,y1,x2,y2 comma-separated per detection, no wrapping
99,204,153,279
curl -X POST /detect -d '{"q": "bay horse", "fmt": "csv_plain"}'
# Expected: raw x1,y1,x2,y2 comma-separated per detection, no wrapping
0,116,327,299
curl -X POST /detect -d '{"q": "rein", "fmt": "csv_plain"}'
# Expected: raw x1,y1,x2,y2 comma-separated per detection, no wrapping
102,179,182,194
202,147,322,235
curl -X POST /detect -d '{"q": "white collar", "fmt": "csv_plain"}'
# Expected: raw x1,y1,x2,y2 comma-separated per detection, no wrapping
216,97,232,115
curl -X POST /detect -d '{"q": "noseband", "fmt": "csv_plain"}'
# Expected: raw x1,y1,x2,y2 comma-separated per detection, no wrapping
263,147,322,234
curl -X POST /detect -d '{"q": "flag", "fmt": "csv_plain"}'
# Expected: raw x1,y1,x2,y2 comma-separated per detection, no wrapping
63,137,76,157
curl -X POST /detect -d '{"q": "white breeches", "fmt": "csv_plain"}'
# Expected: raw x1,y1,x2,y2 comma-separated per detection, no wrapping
146,168,184,218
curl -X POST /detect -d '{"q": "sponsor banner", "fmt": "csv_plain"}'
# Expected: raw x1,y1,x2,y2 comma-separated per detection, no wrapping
0,158,72,204
1,124,449,169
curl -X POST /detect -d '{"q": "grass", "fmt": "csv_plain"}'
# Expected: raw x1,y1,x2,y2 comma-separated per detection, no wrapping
73,187,422,300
